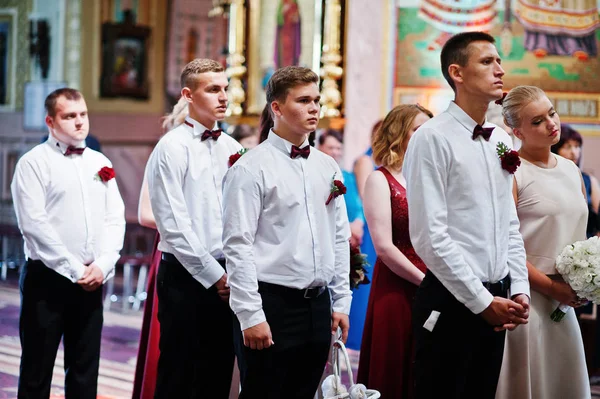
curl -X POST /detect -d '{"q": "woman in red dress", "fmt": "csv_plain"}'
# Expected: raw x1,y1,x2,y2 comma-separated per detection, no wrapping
132,98,188,399
357,104,433,398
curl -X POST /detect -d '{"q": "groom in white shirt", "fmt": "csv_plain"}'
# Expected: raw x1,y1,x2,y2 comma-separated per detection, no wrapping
222,66,352,398
145,58,242,398
11,88,125,398
403,32,531,398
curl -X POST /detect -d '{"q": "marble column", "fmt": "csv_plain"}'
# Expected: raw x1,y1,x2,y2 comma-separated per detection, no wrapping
342,0,395,170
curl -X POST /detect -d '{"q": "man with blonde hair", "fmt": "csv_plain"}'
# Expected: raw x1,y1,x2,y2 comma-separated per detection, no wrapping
146,58,242,398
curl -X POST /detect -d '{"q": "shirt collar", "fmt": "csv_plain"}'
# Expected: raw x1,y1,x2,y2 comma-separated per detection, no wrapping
183,116,218,137
266,129,310,156
47,134,86,155
446,101,495,136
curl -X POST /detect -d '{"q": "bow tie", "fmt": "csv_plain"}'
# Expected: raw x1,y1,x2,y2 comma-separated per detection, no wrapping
472,125,494,141
201,129,222,141
290,145,310,159
64,146,86,156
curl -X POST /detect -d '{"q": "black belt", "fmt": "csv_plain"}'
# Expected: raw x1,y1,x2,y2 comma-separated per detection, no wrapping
258,281,326,299
482,273,511,296
161,252,226,267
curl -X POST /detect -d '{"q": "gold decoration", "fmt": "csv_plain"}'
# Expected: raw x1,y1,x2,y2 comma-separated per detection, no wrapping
208,0,232,18
224,0,246,116
320,0,343,118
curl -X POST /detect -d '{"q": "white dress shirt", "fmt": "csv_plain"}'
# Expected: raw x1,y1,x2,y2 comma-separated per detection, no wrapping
403,102,529,314
11,135,125,282
146,116,242,288
222,131,352,330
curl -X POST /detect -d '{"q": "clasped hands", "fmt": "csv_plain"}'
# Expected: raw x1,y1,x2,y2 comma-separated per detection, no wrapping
480,294,530,332
77,263,104,292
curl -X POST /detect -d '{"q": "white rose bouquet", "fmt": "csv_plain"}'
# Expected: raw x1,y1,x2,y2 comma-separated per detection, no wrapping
553,236,600,322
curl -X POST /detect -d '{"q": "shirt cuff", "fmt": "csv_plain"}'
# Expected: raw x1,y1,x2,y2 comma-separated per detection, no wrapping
332,295,352,315
191,257,225,289
93,255,117,282
467,287,494,315
509,281,530,300
70,260,87,282
237,309,267,331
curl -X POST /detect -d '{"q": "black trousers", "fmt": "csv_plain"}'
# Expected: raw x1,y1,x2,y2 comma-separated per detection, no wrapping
18,260,103,399
154,255,234,399
412,271,508,399
237,283,332,399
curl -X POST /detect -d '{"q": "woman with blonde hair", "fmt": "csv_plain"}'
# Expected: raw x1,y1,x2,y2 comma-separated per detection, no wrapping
132,96,188,399
495,86,589,399
357,104,432,398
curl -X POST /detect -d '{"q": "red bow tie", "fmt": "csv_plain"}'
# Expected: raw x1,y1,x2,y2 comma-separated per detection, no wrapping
201,129,222,141
64,146,85,156
472,125,494,141
290,145,310,159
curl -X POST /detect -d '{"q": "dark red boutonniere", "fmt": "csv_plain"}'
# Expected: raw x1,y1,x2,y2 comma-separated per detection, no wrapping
96,166,115,182
350,242,370,289
496,142,520,174
228,148,248,167
325,174,346,205
495,92,508,105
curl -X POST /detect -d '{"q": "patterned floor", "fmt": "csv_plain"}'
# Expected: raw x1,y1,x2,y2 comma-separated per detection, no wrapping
0,283,141,399
1,277,599,399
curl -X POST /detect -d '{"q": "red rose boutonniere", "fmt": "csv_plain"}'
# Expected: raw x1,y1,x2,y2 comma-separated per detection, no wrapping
325,174,347,205
228,148,248,167
496,142,520,174
96,166,115,182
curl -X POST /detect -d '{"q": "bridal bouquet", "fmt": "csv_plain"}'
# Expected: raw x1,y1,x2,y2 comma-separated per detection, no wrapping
552,236,600,322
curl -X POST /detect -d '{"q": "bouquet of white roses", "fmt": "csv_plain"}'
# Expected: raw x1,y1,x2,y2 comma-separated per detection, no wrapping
553,236,600,322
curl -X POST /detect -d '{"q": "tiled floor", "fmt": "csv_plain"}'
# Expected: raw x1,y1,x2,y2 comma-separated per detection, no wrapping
0,278,141,399
1,272,599,399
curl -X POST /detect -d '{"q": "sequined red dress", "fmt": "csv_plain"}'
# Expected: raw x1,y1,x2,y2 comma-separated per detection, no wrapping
356,167,427,399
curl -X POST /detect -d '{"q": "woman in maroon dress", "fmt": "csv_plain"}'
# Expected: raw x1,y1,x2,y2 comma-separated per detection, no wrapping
132,98,188,399
357,104,433,398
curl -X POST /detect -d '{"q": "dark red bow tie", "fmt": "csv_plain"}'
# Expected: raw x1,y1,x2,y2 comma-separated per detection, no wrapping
201,129,222,141
290,145,310,159
472,125,494,141
64,146,85,156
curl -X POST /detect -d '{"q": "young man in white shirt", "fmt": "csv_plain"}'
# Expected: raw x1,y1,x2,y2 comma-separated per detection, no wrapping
222,66,352,398
145,58,242,398
403,32,531,398
11,88,125,398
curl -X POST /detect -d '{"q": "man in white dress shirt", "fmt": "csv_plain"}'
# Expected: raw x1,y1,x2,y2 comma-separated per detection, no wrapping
403,32,531,398
145,58,242,398
222,66,352,398
11,88,125,398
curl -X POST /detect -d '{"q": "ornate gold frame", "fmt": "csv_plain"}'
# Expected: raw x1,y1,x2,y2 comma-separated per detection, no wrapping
228,0,345,119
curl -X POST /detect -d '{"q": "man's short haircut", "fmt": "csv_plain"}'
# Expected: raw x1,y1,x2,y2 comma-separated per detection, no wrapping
265,66,319,105
440,31,496,91
180,58,225,89
44,88,83,117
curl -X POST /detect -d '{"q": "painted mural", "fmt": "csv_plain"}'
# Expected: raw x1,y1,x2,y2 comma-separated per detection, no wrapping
396,0,600,94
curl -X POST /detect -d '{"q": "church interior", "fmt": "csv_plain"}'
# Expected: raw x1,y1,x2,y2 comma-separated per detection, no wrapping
1,0,600,397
